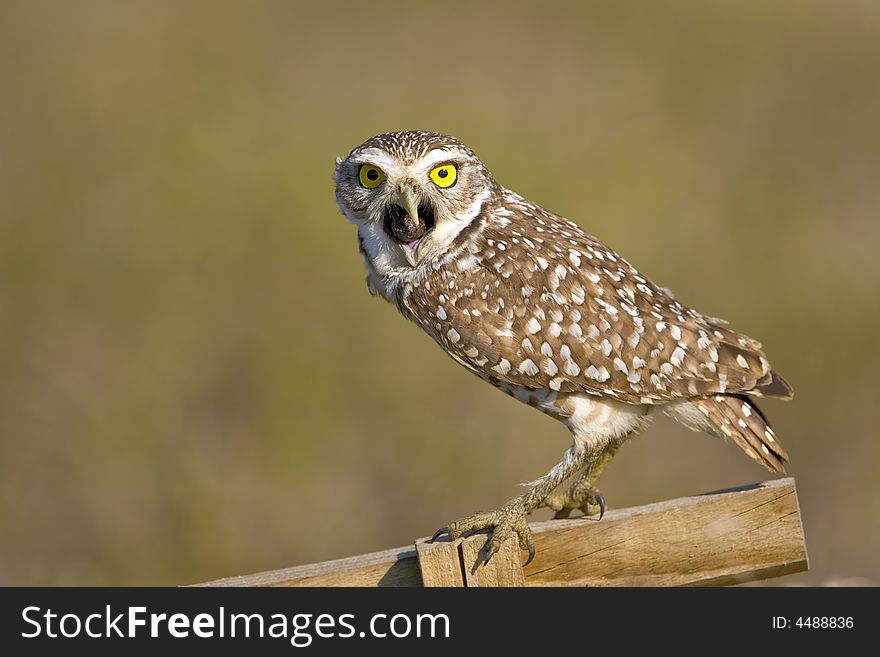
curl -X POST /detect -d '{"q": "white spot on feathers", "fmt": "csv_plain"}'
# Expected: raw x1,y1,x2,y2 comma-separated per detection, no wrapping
518,359,539,376
670,346,686,366
493,358,511,375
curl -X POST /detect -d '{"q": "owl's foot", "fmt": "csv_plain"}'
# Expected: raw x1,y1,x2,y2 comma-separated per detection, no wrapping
431,499,535,571
545,485,606,520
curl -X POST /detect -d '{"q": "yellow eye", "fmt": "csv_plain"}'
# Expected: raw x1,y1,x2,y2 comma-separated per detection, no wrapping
358,164,386,189
429,163,457,188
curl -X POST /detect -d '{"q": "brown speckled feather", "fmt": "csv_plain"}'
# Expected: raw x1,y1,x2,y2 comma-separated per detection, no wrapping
406,190,787,406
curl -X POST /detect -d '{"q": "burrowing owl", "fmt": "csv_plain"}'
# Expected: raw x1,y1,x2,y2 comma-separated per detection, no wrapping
335,130,792,566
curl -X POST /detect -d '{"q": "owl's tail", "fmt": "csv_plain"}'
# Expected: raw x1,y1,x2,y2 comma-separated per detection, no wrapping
690,394,789,472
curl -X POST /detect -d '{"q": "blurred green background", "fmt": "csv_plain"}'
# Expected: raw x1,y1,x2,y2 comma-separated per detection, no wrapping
1,0,877,585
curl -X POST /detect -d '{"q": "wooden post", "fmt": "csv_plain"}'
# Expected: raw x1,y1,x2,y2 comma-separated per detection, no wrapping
415,537,464,587
414,533,526,587
460,534,526,587
191,477,807,587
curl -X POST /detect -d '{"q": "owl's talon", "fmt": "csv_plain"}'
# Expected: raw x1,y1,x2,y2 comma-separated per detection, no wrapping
580,489,606,519
429,526,450,543
525,540,536,566
595,492,606,520
478,541,501,572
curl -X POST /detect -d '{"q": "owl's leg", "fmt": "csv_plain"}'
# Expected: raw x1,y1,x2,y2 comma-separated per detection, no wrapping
543,443,621,519
432,399,649,569
544,399,648,519
431,442,603,570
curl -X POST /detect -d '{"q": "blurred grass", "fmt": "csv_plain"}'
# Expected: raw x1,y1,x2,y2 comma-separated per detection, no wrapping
0,0,878,584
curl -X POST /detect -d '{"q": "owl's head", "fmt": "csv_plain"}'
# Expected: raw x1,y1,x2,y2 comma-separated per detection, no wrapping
335,131,497,272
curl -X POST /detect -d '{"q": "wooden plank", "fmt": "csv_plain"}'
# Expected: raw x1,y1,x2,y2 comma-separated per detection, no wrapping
522,477,806,586
416,537,465,587
192,545,421,587
190,478,806,587
460,534,525,587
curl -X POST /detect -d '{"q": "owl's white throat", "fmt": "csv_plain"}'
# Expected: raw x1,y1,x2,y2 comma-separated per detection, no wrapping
357,186,490,300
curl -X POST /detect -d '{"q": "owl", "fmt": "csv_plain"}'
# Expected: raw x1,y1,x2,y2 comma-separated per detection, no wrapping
335,130,792,567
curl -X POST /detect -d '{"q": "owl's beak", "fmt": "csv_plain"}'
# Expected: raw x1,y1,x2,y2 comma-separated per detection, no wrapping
397,185,424,267
398,185,421,224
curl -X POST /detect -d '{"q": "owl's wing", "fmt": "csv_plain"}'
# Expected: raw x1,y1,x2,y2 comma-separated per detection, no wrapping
409,212,790,405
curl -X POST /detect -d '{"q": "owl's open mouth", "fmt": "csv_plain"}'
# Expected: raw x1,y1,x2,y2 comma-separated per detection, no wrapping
383,201,435,245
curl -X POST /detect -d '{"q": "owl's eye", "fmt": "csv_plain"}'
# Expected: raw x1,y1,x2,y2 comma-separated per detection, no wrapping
429,163,457,188
358,164,386,189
